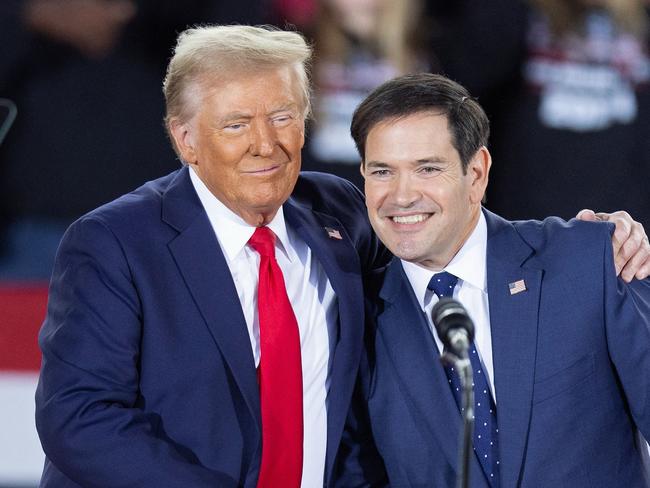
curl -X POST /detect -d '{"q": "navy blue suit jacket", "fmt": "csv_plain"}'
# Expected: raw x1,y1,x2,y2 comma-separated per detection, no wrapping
337,209,650,487
35,167,388,487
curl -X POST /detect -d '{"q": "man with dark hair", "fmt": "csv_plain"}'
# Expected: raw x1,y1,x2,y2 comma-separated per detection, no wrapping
337,73,650,487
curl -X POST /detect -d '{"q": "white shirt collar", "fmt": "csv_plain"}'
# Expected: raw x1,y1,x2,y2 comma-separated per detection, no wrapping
189,166,296,263
401,210,488,310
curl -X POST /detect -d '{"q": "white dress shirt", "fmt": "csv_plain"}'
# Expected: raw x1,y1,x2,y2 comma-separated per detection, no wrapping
190,168,336,488
401,211,496,400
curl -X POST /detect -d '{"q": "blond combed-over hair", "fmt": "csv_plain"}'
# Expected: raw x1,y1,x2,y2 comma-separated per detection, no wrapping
163,24,313,131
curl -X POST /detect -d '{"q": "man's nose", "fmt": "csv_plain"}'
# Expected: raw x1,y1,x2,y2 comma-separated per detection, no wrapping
249,120,276,157
390,173,420,208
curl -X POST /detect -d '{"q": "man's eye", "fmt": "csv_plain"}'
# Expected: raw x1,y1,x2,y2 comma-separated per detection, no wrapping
371,169,391,177
225,123,246,131
420,166,441,174
223,122,246,135
271,115,292,126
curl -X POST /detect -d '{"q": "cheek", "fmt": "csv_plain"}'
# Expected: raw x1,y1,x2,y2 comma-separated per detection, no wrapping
366,212,384,238
369,188,392,216
366,200,386,232
216,140,248,162
281,124,305,150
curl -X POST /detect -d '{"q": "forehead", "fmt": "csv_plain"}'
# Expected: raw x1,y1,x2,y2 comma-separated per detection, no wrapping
365,112,456,162
192,65,304,118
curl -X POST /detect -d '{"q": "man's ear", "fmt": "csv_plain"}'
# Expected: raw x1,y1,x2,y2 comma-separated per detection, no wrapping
468,146,491,204
169,118,198,165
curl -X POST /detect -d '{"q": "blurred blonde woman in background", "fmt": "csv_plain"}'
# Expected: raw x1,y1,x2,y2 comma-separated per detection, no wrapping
302,0,428,188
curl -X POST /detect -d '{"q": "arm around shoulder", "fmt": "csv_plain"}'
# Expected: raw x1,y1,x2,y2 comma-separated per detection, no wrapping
602,223,650,437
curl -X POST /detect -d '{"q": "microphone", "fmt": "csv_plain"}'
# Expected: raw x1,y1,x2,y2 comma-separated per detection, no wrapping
432,297,475,359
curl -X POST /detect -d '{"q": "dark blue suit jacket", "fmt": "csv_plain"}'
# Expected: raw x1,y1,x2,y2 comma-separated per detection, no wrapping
35,167,388,487
337,209,650,488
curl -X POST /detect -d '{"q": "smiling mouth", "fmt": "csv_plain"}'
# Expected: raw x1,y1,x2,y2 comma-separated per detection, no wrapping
245,164,281,175
391,214,430,224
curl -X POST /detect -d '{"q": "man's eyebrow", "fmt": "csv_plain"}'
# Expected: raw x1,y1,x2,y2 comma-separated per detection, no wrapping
365,160,391,168
217,112,252,125
268,103,298,115
415,157,448,165
217,104,299,125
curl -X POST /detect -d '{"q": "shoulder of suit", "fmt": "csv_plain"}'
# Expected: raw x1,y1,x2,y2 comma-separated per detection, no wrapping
67,169,181,239
293,171,365,210
512,215,613,254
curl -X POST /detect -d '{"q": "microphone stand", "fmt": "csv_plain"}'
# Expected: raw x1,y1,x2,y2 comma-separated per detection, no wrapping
442,350,474,488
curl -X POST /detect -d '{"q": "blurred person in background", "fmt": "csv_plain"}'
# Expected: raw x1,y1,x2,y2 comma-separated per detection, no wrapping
477,0,650,229
301,0,430,188
0,0,265,280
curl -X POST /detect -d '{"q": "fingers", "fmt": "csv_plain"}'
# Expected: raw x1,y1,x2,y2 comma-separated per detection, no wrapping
617,224,643,281
575,209,598,221
620,235,650,282
604,215,647,281
635,255,650,281
597,211,631,270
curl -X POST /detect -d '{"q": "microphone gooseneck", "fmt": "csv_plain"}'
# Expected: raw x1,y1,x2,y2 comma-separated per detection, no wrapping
432,297,475,359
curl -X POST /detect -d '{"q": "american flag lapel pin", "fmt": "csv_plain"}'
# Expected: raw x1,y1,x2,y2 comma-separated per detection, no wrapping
324,226,343,240
509,279,527,295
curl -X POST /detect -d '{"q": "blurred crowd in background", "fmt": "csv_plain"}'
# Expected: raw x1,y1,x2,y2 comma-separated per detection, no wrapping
1,0,649,282
0,1,649,485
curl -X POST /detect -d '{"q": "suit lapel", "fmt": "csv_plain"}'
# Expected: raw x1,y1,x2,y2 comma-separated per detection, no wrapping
283,197,365,481
162,167,261,432
484,210,542,488
376,258,461,473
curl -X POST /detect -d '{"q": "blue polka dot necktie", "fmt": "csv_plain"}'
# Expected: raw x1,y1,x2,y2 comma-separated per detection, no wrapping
428,272,500,487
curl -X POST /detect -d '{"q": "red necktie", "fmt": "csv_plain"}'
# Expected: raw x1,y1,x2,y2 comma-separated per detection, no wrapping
249,226,303,488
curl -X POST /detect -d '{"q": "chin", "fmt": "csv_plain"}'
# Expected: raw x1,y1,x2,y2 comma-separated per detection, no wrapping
251,191,292,214
390,241,424,262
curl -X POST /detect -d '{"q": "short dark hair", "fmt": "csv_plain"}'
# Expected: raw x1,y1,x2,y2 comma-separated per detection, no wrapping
351,73,490,172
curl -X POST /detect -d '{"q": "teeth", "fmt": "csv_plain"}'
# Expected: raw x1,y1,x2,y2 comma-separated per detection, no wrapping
392,214,427,224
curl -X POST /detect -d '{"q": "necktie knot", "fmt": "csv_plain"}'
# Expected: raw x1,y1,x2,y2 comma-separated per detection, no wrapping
249,227,276,258
427,271,458,299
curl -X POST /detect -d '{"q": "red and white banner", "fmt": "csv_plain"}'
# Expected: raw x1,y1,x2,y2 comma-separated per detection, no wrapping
0,283,47,486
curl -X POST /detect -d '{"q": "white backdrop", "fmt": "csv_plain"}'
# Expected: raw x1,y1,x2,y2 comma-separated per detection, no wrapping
0,372,43,486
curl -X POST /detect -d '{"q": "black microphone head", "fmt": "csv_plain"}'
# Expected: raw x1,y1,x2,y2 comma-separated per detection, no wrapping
431,297,475,348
